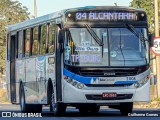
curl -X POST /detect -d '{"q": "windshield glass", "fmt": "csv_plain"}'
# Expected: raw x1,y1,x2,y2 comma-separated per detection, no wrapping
64,28,149,67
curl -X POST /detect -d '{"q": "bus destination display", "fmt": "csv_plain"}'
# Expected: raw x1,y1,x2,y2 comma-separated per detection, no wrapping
75,12,136,21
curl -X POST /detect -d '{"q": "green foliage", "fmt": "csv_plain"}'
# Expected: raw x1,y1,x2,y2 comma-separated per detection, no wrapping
130,0,160,33
0,0,30,75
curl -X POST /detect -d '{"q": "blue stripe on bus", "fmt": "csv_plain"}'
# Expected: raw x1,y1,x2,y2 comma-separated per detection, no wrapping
114,81,137,84
63,68,97,84
63,68,137,85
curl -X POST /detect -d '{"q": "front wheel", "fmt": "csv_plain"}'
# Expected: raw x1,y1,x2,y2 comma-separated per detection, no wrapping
50,89,66,116
120,102,133,115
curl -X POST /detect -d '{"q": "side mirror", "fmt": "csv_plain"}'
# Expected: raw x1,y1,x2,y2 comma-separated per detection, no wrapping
148,33,154,47
58,30,65,53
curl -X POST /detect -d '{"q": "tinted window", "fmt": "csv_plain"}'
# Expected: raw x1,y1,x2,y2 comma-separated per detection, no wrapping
25,29,30,57
32,27,39,56
18,31,23,58
40,24,47,54
49,23,55,53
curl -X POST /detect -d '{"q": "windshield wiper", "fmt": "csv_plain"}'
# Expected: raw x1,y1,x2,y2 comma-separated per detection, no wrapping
126,24,148,64
84,24,104,46
125,23,147,48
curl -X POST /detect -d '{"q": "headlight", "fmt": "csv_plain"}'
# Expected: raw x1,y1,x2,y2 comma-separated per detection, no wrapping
67,78,73,83
72,81,78,86
65,77,85,89
134,83,140,88
134,75,150,88
77,83,85,89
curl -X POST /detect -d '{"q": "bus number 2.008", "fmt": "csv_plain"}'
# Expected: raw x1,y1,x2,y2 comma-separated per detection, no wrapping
127,77,136,80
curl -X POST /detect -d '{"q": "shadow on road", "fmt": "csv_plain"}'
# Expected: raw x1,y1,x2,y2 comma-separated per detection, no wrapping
41,107,160,117
0,104,159,117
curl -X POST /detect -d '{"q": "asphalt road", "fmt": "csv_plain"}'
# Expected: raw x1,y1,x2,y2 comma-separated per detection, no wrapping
0,104,159,120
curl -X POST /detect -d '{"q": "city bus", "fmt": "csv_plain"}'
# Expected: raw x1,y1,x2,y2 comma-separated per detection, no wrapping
6,6,152,115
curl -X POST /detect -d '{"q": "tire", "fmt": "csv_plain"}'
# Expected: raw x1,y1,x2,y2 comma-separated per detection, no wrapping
19,84,42,113
20,84,30,113
90,105,100,113
120,102,133,115
49,87,66,116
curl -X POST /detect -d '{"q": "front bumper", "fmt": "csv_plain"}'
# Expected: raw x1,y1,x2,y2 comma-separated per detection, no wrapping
63,79,150,103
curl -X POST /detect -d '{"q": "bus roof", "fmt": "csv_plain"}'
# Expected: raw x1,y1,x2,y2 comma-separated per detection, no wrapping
7,6,145,32
7,10,64,32
65,6,145,12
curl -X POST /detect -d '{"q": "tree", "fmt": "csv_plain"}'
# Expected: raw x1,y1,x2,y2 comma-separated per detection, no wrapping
130,0,160,33
0,0,30,77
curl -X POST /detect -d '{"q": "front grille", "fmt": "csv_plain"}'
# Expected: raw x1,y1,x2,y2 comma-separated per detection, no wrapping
80,69,139,77
65,65,149,77
86,94,133,100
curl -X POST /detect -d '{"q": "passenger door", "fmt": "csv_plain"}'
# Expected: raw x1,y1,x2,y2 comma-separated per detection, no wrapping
10,33,17,103
55,25,63,102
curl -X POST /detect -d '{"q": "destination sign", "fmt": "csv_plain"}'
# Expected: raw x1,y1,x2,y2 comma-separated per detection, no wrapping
75,12,136,21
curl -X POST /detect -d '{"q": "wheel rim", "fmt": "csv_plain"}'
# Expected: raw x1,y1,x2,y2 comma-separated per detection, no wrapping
51,92,56,112
20,87,25,111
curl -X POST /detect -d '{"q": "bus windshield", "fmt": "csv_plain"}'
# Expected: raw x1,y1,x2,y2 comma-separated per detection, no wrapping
64,27,149,67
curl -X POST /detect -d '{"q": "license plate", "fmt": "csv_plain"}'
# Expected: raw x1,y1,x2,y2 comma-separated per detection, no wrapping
102,92,117,98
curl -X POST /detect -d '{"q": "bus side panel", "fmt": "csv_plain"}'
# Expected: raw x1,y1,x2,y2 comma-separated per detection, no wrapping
36,56,47,104
15,59,25,103
6,61,11,102
25,58,39,104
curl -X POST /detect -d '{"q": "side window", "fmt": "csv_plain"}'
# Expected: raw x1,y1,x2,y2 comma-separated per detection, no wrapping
18,31,23,59
7,34,11,60
40,24,47,54
25,29,30,57
32,27,39,56
49,23,55,53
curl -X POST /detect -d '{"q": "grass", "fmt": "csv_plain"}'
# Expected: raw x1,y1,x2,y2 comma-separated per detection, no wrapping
154,97,160,101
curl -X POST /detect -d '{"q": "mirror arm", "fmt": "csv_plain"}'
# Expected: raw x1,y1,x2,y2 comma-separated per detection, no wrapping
148,33,154,47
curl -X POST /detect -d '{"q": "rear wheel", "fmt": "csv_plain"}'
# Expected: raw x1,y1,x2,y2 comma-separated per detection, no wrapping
19,84,42,113
120,102,133,115
20,84,30,113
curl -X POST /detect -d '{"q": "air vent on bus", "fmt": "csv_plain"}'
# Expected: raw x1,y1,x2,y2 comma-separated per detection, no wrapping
80,69,139,77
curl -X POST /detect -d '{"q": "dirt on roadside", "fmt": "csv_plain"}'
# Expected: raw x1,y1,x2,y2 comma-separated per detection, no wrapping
134,98,160,108
0,89,9,104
